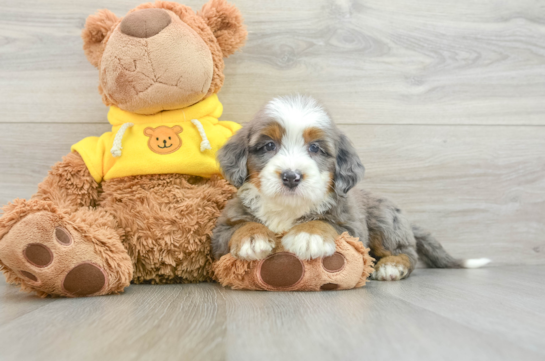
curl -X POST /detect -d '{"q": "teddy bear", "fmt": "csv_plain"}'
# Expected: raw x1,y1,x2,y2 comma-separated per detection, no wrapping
0,0,247,297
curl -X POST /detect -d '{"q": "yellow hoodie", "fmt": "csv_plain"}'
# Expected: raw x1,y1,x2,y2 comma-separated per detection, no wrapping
71,94,240,183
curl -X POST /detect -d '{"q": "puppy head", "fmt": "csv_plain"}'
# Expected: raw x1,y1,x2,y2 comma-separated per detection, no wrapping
218,95,365,207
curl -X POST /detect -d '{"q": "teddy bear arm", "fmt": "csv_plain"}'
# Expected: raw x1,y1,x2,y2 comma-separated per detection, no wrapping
32,152,100,212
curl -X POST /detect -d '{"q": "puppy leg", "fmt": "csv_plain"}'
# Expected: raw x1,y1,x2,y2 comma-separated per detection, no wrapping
281,220,338,260
211,197,276,260
229,222,277,261
366,197,418,281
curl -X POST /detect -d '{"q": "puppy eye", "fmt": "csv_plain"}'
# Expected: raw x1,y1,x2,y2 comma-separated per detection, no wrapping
265,142,276,152
309,144,320,153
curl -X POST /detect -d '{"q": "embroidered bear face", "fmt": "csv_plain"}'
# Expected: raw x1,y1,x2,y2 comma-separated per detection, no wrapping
144,125,183,155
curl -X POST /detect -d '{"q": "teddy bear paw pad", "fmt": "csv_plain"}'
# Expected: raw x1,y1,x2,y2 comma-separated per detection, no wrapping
23,243,53,267
320,283,339,291
63,263,107,297
55,227,72,245
322,252,346,273
258,253,304,289
19,270,39,282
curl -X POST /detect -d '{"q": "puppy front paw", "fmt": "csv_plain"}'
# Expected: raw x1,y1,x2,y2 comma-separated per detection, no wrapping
281,221,338,260
231,235,275,260
229,222,277,261
282,232,336,260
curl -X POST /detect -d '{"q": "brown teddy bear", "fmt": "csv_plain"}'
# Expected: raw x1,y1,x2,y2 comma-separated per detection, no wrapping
0,0,247,297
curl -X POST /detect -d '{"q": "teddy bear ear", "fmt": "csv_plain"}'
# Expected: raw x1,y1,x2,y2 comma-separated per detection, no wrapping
198,0,248,58
172,125,183,134
144,127,155,137
81,9,120,68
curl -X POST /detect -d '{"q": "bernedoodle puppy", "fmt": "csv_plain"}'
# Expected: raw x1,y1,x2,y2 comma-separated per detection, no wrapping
211,95,490,281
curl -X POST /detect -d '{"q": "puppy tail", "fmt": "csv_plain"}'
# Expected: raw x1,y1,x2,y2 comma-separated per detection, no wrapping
412,225,491,269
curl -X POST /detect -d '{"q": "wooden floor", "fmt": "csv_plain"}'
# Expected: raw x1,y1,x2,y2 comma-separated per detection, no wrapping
0,266,543,361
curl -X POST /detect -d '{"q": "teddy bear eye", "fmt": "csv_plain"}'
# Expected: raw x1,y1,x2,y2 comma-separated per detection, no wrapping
169,137,171,140
156,137,159,141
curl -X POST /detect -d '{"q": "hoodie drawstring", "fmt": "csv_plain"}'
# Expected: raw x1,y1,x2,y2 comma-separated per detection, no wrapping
191,119,212,152
110,122,134,157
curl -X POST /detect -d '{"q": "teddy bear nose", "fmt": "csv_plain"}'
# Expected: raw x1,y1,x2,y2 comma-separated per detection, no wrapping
120,8,171,38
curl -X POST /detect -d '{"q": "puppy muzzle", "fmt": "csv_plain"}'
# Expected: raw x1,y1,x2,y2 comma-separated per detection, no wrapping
281,170,302,189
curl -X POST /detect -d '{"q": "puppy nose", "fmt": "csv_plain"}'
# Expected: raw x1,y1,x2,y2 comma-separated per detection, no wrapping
281,170,302,189
120,9,171,38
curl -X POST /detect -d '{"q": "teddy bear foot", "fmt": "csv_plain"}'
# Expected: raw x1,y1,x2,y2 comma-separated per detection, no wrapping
213,233,375,291
0,201,132,297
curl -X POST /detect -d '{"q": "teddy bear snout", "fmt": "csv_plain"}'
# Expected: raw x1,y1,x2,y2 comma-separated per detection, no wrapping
120,8,171,39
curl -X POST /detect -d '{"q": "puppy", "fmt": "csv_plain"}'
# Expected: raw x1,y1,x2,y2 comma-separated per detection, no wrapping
212,95,490,281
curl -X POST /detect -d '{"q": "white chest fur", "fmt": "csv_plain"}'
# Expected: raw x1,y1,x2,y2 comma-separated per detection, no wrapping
238,184,333,233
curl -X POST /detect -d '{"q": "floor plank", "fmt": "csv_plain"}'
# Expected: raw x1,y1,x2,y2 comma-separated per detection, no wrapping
0,267,543,361
221,283,541,361
0,276,57,325
375,267,545,355
0,283,227,361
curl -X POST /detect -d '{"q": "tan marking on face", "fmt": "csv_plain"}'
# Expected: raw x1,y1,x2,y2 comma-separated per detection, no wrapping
261,122,285,144
327,171,335,193
248,162,261,190
144,125,183,154
229,222,278,255
287,220,338,243
303,127,325,144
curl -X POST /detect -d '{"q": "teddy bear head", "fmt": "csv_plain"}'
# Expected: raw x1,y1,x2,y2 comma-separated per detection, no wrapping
82,0,247,115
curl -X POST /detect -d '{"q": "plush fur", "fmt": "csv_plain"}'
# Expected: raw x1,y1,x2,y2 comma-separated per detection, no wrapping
100,173,235,284
212,95,491,281
0,0,246,297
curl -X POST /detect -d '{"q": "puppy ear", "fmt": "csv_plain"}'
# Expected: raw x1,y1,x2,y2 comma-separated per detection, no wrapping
198,0,247,57
217,127,249,187
334,133,365,196
81,9,120,68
